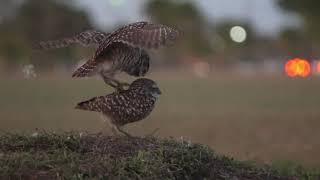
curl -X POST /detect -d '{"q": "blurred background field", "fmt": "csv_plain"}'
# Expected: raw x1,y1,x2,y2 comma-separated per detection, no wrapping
1,74,320,168
1,0,320,169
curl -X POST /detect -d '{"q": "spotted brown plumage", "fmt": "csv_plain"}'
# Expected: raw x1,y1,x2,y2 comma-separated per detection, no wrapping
75,78,161,136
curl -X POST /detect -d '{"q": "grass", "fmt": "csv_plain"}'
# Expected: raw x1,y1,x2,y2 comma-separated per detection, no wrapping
1,73,320,167
1,131,318,179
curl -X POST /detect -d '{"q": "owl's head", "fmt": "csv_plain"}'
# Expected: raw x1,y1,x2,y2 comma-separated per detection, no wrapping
126,50,150,77
129,78,161,98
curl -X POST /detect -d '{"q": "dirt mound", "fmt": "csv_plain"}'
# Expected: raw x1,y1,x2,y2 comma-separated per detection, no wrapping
0,132,311,179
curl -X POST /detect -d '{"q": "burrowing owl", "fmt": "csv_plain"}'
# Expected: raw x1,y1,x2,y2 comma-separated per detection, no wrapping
75,78,161,136
35,22,179,90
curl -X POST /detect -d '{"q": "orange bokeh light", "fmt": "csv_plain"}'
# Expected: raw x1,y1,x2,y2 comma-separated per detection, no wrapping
317,61,320,74
285,58,311,77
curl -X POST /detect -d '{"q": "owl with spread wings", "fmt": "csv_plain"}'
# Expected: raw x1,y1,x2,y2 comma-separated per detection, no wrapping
35,22,180,90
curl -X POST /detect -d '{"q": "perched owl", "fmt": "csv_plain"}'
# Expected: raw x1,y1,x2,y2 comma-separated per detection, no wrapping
35,22,179,90
75,78,161,137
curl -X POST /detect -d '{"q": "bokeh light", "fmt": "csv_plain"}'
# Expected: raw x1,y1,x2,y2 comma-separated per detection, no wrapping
192,61,210,78
229,26,247,43
285,58,311,77
22,64,37,79
316,61,320,74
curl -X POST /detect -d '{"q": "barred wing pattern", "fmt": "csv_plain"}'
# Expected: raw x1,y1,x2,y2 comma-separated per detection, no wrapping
72,58,99,77
33,30,110,50
100,43,149,72
95,22,180,58
73,22,180,77
72,43,149,77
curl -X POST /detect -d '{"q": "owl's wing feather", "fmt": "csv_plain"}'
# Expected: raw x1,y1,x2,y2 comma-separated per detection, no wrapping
73,22,179,78
95,22,180,58
75,93,125,116
75,96,111,112
117,23,180,48
72,43,148,77
72,58,99,77
33,30,110,50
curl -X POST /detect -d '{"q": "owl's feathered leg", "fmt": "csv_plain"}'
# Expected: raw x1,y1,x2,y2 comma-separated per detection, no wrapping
99,72,129,91
102,77,119,89
101,114,132,137
111,125,121,136
115,125,133,138
100,114,119,135
109,78,130,91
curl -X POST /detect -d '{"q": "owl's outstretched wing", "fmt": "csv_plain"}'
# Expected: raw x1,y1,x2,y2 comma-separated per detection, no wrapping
72,22,180,78
33,30,110,50
95,22,180,59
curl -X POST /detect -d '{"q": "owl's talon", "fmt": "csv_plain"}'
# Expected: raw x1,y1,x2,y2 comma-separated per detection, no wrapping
122,82,130,87
116,83,130,92
115,86,125,92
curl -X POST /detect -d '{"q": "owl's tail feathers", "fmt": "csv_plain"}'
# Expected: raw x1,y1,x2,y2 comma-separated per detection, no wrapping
75,97,102,112
72,59,98,77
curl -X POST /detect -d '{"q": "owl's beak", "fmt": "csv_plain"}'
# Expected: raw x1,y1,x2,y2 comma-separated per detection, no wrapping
157,88,162,95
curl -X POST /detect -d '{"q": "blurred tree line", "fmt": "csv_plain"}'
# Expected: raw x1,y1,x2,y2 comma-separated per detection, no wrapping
0,0,318,74
145,0,212,57
277,0,320,59
0,0,93,72
278,0,320,42
145,0,320,65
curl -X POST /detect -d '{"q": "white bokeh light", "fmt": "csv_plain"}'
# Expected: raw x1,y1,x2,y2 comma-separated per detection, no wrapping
229,26,247,43
22,64,37,79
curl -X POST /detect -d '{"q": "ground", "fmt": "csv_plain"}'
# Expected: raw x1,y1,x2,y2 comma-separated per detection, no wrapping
1,74,320,167
0,132,318,179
